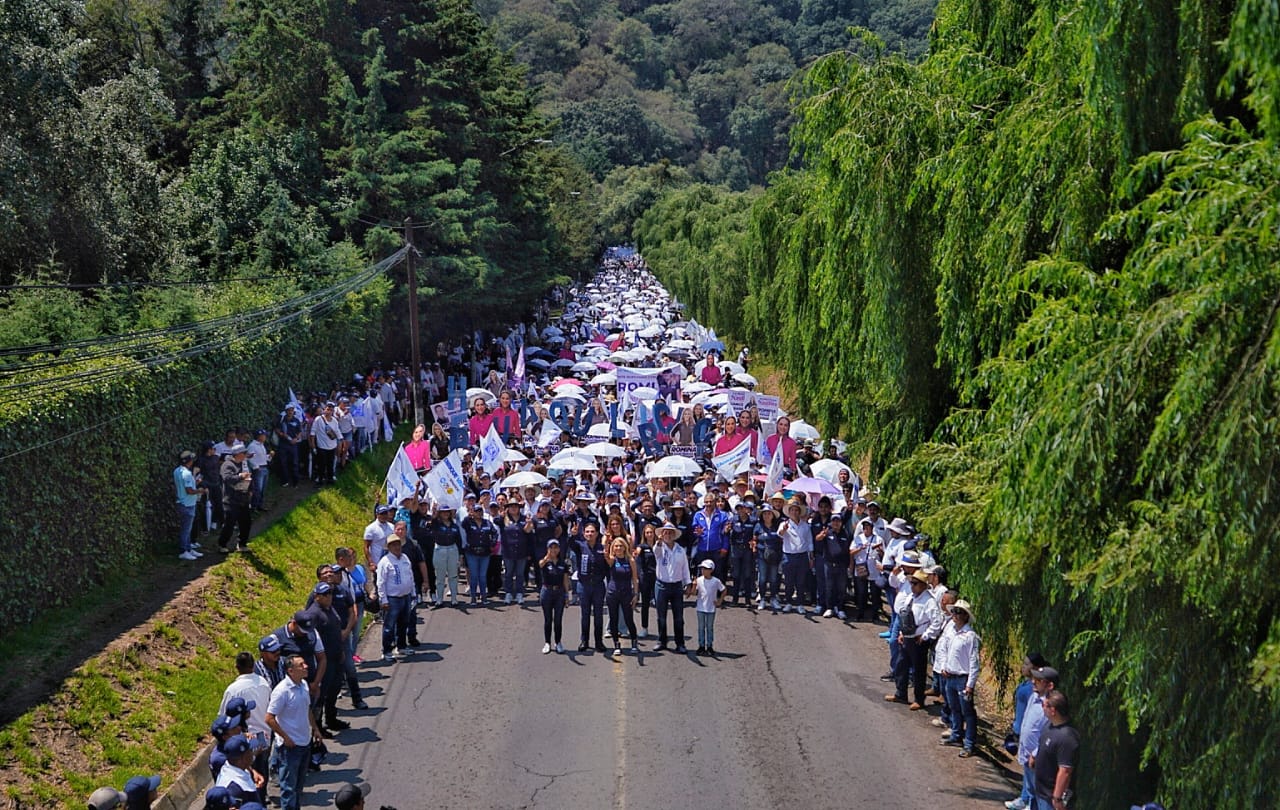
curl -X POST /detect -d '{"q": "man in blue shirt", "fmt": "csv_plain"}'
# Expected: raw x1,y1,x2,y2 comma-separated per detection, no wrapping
692,492,729,581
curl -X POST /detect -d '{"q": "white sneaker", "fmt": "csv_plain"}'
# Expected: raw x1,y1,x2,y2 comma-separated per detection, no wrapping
823,609,834,618
638,628,648,639
1005,801,1028,810
191,542,202,549
516,594,525,605
781,604,792,613
798,606,807,615
542,643,551,654
756,598,764,610
555,643,564,653
815,605,825,615
771,598,782,611
178,551,198,561
505,594,514,605
191,549,205,557
837,610,847,620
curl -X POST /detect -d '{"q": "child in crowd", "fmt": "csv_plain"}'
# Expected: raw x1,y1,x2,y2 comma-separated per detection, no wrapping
695,559,726,656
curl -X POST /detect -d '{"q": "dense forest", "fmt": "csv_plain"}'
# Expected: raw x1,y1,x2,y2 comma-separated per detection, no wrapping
636,0,1280,806
477,0,937,187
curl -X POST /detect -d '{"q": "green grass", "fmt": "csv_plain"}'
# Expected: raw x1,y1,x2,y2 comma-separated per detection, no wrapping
0,433,406,807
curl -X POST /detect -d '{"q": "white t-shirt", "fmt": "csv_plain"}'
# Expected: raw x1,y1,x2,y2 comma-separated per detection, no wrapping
364,518,395,564
695,575,725,612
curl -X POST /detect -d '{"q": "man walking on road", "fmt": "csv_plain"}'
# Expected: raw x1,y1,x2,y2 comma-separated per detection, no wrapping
265,655,322,810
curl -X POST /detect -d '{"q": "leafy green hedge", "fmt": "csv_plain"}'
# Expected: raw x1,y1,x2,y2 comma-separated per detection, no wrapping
0,278,391,627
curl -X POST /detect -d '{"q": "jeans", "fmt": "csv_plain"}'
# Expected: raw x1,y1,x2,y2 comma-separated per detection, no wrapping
1020,764,1035,805
579,579,605,645
503,556,528,597
176,503,196,553
813,555,827,607
943,673,978,750
606,589,637,643
381,594,412,654
654,580,685,646
696,610,716,648
270,741,310,810
781,553,809,607
756,560,780,600
250,467,269,510
434,544,460,603
348,601,364,658
728,548,754,600
541,587,566,643
887,611,902,671
464,552,490,599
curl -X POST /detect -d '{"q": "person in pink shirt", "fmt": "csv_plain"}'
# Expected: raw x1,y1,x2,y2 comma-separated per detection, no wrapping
404,424,432,473
489,390,522,440
468,397,495,445
699,353,723,385
765,416,798,472
713,415,752,456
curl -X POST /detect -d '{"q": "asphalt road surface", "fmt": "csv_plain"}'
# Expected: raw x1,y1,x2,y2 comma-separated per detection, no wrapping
296,598,1013,810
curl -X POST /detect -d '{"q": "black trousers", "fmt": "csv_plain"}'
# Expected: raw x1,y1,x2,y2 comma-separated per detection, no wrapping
894,635,928,704
219,502,252,549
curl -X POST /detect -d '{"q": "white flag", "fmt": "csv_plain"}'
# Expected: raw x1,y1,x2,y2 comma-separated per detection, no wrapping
763,437,785,496
381,412,394,442
425,450,466,509
480,423,505,475
537,418,561,448
385,443,420,506
711,438,753,482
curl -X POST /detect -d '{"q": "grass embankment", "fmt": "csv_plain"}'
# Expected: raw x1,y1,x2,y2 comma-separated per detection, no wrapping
0,438,402,807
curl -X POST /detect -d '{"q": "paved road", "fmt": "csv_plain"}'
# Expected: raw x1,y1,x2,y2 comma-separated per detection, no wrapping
297,599,1013,810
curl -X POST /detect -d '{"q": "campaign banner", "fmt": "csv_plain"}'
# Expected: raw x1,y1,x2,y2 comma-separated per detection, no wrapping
727,388,753,415
755,394,780,423
617,366,683,403
583,435,608,444
671,444,697,458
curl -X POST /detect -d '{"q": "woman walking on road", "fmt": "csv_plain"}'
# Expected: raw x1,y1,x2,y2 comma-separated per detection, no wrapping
539,539,571,653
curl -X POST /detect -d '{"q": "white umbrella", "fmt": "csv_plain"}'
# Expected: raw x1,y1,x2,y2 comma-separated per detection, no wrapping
551,358,575,369
542,326,563,338
551,453,599,471
499,447,530,463
584,439,627,456
527,358,551,369
551,391,586,403
646,455,704,478
720,360,746,376
628,386,659,401
732,372,758,386
497,470,549,489
809,458,853,484
465,387,496,404
571,360,596,373
683,381,712,394
589,372,617,386
668,339,695,349
790,420,821,440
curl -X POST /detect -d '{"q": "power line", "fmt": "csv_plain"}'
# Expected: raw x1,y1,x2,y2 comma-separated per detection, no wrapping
0,248,407,399
0,273,314,292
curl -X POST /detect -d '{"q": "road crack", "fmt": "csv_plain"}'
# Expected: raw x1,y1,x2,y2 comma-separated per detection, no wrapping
411,678,433,709
514,760,592,808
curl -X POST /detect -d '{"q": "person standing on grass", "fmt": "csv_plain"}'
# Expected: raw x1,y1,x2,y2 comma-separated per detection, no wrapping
694,559,726,656
274,404,304,488
266,655,323,810
174,449,206,560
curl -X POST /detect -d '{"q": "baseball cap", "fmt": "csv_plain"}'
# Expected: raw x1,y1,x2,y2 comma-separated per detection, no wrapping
224,697,256,718
258,635,282,653
210,715,235,737
375,504,395,515
334,783,372,810
699,559,715,570
1031,666,1060,683
123,775,160,804
88,787,127,810
291,610,314,630
202,786,234,810
313,582,333,596
222,734,252,757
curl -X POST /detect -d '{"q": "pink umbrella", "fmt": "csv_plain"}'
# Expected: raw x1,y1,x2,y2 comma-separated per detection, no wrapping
784,476,841,497
596,360,617,370
552,378,584,388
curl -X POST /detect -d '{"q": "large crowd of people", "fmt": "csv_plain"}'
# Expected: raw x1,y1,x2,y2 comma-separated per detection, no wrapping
122,250,1091,810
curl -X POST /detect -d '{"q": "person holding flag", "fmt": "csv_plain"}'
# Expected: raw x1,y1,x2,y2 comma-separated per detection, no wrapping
479,423,507,477
384,444,421,508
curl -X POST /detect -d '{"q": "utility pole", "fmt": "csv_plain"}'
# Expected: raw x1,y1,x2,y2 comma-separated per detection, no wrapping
404,218,424,427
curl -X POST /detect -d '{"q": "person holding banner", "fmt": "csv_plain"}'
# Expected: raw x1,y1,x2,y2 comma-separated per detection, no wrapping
765,416,798,474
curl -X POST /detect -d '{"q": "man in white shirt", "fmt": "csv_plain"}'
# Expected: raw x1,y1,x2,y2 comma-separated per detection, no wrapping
935,599,981,756
266,656,321,810
310,402,341,485
368,385,386,446
363,505,396,571
779,501,813,614
885,568,943,710
218,654,272,775
653,523,692,653
376,534,416,662
213,734,264,803
246,429,273,512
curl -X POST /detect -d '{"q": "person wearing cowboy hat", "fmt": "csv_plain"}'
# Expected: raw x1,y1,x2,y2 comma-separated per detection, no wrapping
218,442,254,553
885,568,943,710
880,549,925,676
935,599,980,756
778,499,813,614
652,521,692,652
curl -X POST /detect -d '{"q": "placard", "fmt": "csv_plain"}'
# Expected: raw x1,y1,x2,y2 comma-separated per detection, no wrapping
755,394,780,423
671,444,697,458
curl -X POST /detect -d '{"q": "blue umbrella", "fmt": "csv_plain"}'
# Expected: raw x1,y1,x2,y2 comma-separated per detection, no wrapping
700,339,726,353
